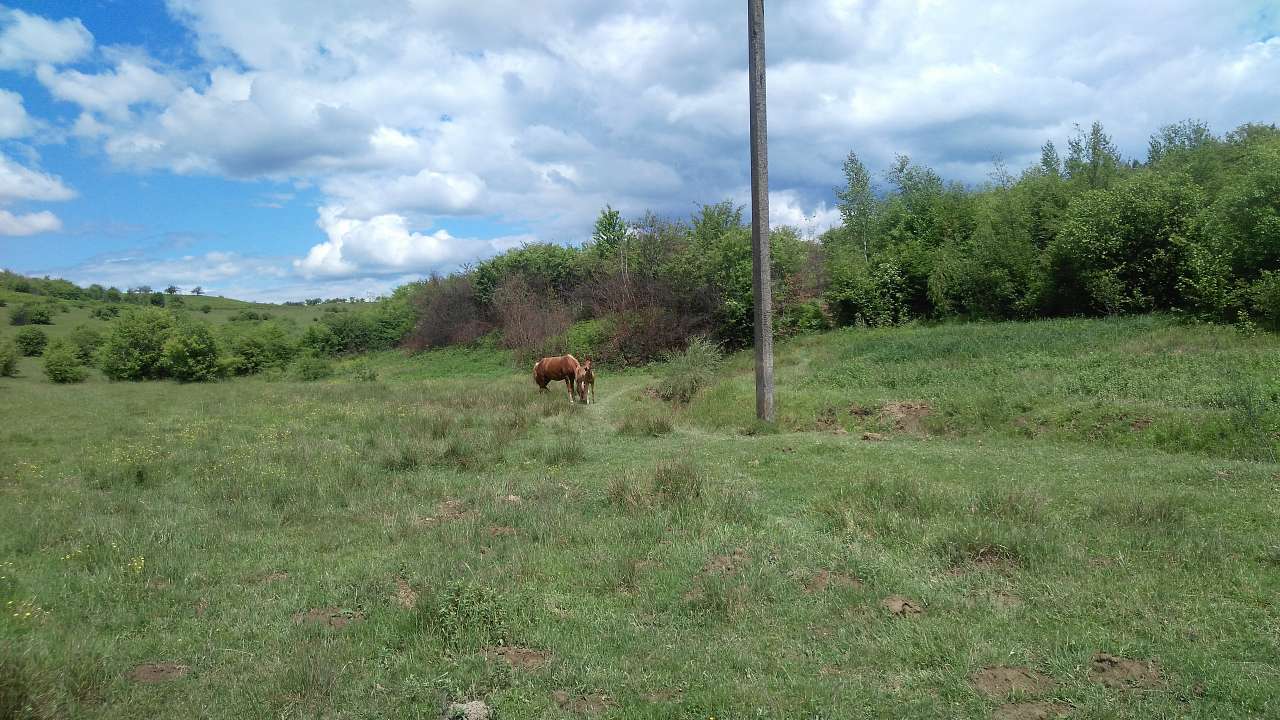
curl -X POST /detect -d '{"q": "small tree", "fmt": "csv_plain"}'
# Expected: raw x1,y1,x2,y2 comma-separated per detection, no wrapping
9,303,52,326
68,324,104,362
43,340,87,383
161,321,221,381
0,341,18,377
98,307,175,380
191,286,204,296
15,327,48,356
165,285,180,295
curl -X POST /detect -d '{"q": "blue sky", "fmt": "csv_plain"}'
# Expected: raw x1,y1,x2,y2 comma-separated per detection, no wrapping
0,1,1277,301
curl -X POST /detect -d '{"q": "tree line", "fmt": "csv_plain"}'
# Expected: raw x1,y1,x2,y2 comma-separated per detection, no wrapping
407,120,1280,363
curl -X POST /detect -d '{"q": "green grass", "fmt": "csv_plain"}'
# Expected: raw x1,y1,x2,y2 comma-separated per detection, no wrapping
1,315,1278,718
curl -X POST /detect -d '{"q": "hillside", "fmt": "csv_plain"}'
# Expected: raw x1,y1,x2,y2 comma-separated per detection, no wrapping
2,315,1277,718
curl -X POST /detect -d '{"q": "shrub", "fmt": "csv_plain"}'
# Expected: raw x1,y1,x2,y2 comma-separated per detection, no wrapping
406,275,491,351
199,304,212,314
299,323,339,355
98,307,175,380
162,321,221,381
1249,271,1280,331
15,326,48,356
225,322,296,374
0,341,17,376
43,339,88,383
10,303,52,326
656,337,722,403
90,305,120,320
68,323,104,362
291,353,333,381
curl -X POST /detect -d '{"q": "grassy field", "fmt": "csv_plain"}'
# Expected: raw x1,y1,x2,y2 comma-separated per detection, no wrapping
1,316,1278,719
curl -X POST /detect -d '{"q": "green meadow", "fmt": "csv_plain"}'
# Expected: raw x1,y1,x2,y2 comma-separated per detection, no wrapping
2,315,1278,719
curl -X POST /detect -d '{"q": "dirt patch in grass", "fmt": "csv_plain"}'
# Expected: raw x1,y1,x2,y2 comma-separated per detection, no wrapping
145,578,171,590
128,662,188,683
643,689,683,703
292,607,364,628
484,646,551,670
503,494,523,504
260,571,289,583
1088,652,1162,689
393,578,418,609
881,401,932,434
445,700,493,719
804,569,862,593
972,666,1055,697
488,525,517,537
701,548,750,575
849,403,874,417
992,590,1024,610
862,432,887,441
992,701,1072,720
881,595,923,617
1130,417,1153,431
552,690,616,715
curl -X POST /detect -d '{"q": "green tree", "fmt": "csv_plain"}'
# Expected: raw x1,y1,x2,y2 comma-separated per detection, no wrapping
68,323,104,362
835,151,876,262
162,321,221,381
0,341,18,377
98,307,175,380
43,340,87,383
1066,122,1124,190
15,327,48,356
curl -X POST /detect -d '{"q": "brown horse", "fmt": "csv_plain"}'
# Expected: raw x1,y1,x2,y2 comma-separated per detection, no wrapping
575,358,595,404
533,354,581,403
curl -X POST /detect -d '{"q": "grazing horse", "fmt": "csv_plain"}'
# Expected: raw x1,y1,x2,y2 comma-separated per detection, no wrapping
575,358,596,405
533,354,581,403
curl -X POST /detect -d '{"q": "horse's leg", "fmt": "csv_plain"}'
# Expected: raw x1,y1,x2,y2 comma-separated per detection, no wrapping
565,378,574,403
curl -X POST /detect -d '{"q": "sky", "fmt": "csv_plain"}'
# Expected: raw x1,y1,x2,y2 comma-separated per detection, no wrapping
0,1,1276,302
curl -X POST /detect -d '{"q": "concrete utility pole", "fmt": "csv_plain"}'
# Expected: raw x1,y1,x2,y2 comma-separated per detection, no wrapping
747,0,775,422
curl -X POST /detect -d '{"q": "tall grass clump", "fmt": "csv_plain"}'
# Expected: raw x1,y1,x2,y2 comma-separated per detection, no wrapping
656,337,722,403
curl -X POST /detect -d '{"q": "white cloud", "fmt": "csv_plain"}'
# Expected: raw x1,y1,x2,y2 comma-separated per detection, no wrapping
0,8,92,69
0,209,60,236
37,59,181,120
0,89,33,138
294,206,512,278
0,153,76,204
56,250,288,291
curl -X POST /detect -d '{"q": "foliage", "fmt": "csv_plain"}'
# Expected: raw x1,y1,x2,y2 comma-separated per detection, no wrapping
655,337,723,403
162,321,222,382
224,321,296,375
9,303,52,326
0,341,17,376
290,353,334,381
42,339,88,383
68,323,104,363
97,308,176,380
15,326,48,356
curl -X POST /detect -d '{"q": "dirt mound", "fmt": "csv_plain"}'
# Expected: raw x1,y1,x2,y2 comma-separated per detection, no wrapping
444,700,492,720
1088,652,1161,689
485,645,551,670
394,578,418,609
703,548,750,575
972,666,1055,696
194,599,208,617
503,494,523,504
434,499,472,522
881,401,932,433
992,702,1072,720
804,570,862,593
881,595,923,617
292,607,364,628
552,690,616,715
128,662,188,683
862,432,887,442
849,403,874,417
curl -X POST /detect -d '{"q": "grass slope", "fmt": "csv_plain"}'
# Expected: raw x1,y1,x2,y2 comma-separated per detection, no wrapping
1,316,1278,719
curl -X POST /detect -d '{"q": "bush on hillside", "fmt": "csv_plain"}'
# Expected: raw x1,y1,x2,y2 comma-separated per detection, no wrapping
68,323,104,363
98,308,175,380
90,305,120,320
9,303,52,326
15,327,48,356
42,340,87,383
162,321,221,382
291,353,333,381
656,337,723,404
0,341,18,376
225,322,296,374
